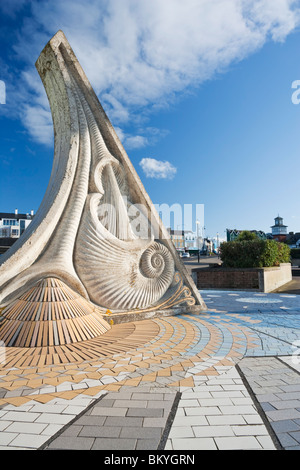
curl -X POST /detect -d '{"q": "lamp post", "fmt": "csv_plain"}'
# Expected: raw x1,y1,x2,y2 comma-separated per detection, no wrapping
196,220,200,263
177,224,185,251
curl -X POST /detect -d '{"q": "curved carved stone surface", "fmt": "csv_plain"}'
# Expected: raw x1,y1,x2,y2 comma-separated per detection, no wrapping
0,30,206,318
74,194,175,310
0,278,111,348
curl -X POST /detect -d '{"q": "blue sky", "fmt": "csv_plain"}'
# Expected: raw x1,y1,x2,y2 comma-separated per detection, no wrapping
1,0,300,242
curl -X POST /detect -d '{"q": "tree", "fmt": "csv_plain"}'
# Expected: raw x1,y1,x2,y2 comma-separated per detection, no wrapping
236,230,258,242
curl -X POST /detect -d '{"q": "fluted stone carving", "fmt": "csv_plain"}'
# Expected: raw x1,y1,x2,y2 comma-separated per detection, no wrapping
0,30,206,348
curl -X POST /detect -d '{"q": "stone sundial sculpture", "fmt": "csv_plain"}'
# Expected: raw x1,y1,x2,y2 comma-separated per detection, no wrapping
0,31,206,349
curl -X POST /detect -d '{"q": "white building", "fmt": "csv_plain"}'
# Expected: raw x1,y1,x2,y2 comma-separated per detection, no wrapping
0,209,34,253
184,230,201,249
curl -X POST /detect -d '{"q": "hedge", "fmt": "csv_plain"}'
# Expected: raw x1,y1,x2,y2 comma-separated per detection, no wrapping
220,239,290,268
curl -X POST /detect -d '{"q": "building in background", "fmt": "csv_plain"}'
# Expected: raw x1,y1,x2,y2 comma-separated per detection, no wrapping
167,228,185,251
226,229,267,242
184,230,199,249
270,215,288,242
0,209,34,254
286,232,300,248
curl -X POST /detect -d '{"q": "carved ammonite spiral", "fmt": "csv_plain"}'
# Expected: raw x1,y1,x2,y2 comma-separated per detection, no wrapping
140,242,174,280
74,194,176,310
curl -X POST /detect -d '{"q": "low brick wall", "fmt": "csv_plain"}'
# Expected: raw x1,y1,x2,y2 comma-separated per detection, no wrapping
192,267,260,290
192,263,292,292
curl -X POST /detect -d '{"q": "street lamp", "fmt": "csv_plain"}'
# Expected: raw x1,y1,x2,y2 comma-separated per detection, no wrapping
196,220,201,263
177,224,185,250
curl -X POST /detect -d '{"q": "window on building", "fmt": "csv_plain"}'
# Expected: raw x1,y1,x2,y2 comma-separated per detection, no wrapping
3,219,18,226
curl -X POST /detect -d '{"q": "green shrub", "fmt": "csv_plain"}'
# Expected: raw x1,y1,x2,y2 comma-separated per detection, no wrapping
291,248,300,259
236,230,258,241
220,240,290,268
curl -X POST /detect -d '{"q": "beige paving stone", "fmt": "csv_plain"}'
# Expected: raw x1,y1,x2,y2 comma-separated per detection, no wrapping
170,437,217,450
215,436,263,450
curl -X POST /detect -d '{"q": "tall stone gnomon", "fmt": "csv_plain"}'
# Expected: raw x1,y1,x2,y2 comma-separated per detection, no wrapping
0,31,206,348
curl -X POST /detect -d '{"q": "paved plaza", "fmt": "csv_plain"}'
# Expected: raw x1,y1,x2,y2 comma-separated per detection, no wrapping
0,289,300,451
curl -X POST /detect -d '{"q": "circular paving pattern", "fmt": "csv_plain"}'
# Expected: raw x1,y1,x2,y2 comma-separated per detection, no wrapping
0,312,261,408
235,297,282,303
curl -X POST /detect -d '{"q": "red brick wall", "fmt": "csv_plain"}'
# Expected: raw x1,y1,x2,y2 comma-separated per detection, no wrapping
193,268,260,290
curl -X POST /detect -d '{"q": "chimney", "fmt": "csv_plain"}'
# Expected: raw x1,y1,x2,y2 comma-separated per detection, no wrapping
15,209,18,215
30,210,34,216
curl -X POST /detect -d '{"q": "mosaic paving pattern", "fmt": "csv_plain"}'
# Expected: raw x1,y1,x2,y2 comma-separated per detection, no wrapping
0,313,258,409
0,290,300,409
0,289,300,450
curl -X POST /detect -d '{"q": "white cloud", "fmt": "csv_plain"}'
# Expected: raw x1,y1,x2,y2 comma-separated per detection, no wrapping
124,135,149,150
114,126,169,150
139,158,177,179
4,0,300,146
23,104,53,146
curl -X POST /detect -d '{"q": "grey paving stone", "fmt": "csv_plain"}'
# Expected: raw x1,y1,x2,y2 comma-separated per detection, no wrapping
121,386,152,393
261,402,277,412
275,392,300,401
95,398,115,407
126,407,164,417
136,437,161,450
75,415,106,426
270,400,300,410
120,426,163,439
131,393,164,400
271,420,300,433
79,425,121,438
59,425,83,437
256,393,280,402
114,400,148,408
163,393,177,400
105,392,133,400
277,433,300,448
266,409,300,421
143,417,167,428
239,354,300,450
90,407,127,417
289,431,300,444
104,416,143,427
46,436,94,450
92,438,137,450
146,400,172,410
280,384,300,392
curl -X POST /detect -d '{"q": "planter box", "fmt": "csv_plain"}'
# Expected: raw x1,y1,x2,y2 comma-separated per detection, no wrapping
192,263,292,293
